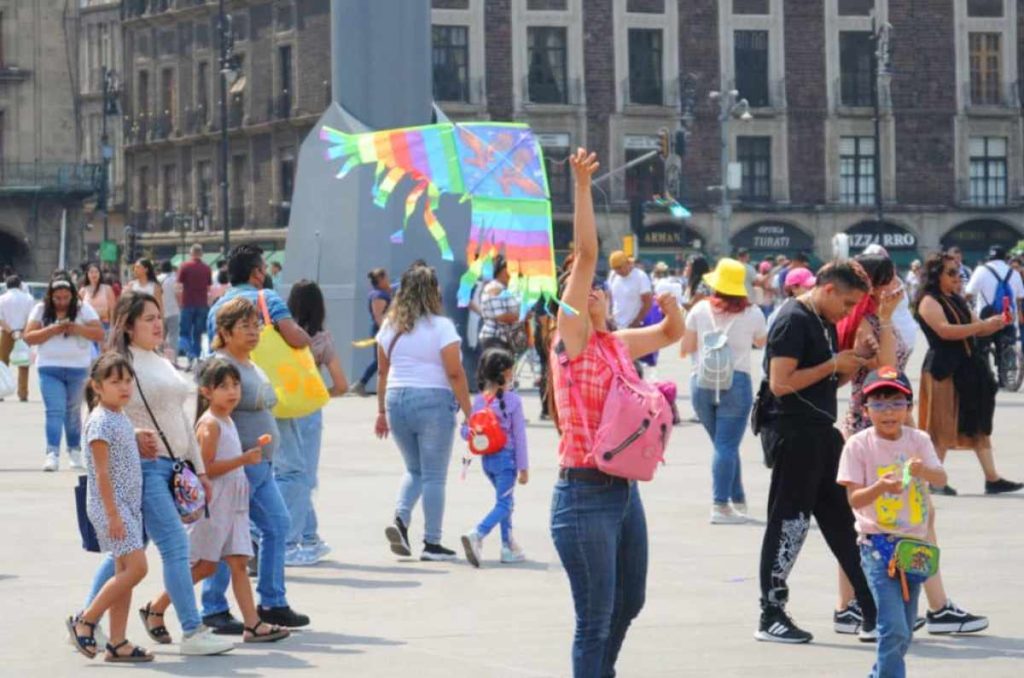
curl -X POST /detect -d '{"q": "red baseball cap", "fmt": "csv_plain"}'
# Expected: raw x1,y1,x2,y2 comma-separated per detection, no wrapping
862,366,913,398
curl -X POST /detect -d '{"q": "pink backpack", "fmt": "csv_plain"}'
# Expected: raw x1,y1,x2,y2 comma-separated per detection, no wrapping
557,336,673,481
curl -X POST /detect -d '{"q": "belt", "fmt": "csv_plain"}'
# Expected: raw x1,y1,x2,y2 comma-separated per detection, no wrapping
558,467,628,486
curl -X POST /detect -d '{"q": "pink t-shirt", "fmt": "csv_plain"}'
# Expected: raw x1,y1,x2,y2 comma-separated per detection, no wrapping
837,426,942,541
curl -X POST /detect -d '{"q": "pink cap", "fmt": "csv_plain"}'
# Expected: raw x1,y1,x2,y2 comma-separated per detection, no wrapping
785,267,816,288
758,261,773,274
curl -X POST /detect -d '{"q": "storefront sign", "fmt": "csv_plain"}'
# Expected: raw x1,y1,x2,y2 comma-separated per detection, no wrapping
625,135,660,150
638,221,701,248
942,220,1021,248
731,222,813,252
845,221,918,250
536,133,570,148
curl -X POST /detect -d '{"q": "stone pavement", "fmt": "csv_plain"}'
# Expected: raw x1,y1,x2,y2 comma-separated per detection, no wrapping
1,341,1023,677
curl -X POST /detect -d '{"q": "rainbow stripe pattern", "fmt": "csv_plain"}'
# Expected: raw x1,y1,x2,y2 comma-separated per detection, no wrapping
320,122,567,316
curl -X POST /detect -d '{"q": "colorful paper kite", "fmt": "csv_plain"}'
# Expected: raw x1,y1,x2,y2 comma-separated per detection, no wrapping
319,122,568,316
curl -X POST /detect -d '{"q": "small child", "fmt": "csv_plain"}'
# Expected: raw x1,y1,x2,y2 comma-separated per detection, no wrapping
141,358,289,644
837,367,947,678
67,353,152,663
461,346,530,568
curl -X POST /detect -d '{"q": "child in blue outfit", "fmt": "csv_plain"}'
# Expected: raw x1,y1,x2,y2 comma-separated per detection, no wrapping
461,346,529,567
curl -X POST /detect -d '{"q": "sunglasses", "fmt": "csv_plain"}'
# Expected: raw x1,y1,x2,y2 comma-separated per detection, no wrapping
866,399,910,412
943,268,959,277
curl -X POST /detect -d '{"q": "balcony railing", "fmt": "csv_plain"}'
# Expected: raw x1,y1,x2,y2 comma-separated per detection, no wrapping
522,76,583,106
228,98,244,128
229,207,246,230
957,178,1012,207
152,111,173,140
275,204,291,228
833,76,891,112
621,76,680,108
269,92,292,120
962,80,1021,110
727,78,786,111
129,211,151,231
184,105,209,135
0,64,30,82
0,163,102,194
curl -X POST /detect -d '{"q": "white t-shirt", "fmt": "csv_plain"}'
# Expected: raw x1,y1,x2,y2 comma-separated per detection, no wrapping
653,277,685,307
609,268,653,329
159,273,180,317
892,293,918,352
0,288,36,331
965,260,1024,318
28,301,99,368
685,300,767,374
376,314,461,390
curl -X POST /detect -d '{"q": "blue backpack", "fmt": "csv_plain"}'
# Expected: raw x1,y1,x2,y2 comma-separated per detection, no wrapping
982,264,1014,319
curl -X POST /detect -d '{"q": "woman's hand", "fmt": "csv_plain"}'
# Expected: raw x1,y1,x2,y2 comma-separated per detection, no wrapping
240,447,263,466
517,469,529,485
135,429,159,459
375,412,390,439
569,148,599,185
877,285,903,321
978,315,1007,336
108,514,126,541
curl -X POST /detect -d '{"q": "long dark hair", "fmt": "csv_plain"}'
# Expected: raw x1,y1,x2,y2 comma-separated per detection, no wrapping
854,253,895,290
85,352,136,411
107,292,160,355
477,346,516,418
135,258,157,284
84,262,103,295
687,255,710,299
196,357,242,420
913,253,957,317
42,272,79,325
288,279,326,337
368,267,388,289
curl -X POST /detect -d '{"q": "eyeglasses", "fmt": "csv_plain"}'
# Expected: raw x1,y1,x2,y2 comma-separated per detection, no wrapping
866,399,910,412
234,320,264,332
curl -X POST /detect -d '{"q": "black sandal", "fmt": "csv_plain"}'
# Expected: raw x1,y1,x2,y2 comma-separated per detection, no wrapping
138,603,172,644
66,614,98,659
243,621,290,643
105,639,154,663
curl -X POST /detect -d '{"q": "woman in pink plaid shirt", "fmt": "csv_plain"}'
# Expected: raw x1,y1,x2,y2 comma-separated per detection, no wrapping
548,148,684,678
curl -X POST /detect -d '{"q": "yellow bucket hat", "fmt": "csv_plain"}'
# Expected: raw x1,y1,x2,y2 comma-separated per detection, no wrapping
703,258,748,297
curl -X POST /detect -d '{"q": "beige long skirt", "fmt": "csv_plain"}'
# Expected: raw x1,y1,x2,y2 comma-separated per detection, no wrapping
918,371,991,451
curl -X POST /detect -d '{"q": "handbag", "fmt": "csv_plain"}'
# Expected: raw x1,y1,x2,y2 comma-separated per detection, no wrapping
9,337,30,367
74,475,101,553
135,376,208,524
869,534,940,602
252,290,330,419
0,361,14,399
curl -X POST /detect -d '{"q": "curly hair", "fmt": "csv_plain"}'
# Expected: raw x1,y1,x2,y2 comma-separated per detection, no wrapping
913,253,957,316
385,265,442,334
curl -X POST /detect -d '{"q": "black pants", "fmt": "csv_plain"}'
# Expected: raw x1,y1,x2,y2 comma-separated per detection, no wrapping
758,421,877,625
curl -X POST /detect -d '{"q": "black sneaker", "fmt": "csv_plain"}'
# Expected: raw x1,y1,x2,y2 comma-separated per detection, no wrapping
858,620,878,643
833,600,863,634
913,616,926,632
926,601,989,634
420,542,457,562
932,484,958,496
202,611,245,636
755,607,813,644
985,478,1024,495
385,515,411,557
258,605,310,628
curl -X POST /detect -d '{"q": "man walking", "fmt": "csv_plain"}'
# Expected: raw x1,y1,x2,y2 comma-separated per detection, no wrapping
607,250,652,329
755,261,878,644
177,243,212,366
0,274,35,401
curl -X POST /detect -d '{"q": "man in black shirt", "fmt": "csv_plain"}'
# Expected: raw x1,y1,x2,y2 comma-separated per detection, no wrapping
755,261,876,644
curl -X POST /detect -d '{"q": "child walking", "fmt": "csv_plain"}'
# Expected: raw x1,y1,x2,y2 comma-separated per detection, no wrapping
461,346,529,567
837,367,947,678
67,353,152,663
142,358,289,643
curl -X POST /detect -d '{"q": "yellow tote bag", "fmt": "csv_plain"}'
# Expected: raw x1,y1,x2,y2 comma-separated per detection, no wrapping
251,291,330,419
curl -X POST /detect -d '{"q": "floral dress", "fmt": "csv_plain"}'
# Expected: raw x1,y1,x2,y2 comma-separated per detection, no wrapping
84,406,144,557
843,314,910,437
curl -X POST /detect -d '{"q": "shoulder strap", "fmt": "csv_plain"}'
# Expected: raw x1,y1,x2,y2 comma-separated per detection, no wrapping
554,339,594,449
385,330,404,361
256,290,273,325
134,373,177,461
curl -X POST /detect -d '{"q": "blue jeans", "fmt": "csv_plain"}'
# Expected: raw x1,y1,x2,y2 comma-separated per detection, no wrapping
387,387,456,545
691,371,752,505
275,413,324,548
179,306,208,360
85,458,202,633
475,469,517,545
861,543,920,678
202,460,291,614
38,366,88,452
551,478,648,678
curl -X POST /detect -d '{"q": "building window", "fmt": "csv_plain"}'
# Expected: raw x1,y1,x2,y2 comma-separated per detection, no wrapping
627,0,664,12
277,45,293,118
839,31,874,107
969,33,1001,105
162,164,177,217
197,160,213,224
733,0,769,14
275,2,295,31
628,29,663,105
737,136,771,202
137,166,150,225
229,54,246,127
838,0,874,15
0,11,5,67
159,68,175,136
839,136,875,206
969,137,1007,206
137,69,150,115
230,155,247,228
542,144,571,207
527,27,568,104
432,25,469,103
196,61,210,123
734,30,769,107
278,148,295,227
624,148,664,201
968,0,1003,17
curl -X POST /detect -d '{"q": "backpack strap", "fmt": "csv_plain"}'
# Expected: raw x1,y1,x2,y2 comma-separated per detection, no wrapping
554,339,595,450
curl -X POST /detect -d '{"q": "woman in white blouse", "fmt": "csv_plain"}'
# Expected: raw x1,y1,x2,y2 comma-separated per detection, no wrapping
124,258,163,310
81,292,232,656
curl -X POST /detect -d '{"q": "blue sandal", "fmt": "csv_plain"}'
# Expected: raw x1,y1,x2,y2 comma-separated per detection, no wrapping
105,639,154,663
66,614,98,659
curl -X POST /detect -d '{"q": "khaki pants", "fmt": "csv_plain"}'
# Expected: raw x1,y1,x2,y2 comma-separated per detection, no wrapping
0,330,29,401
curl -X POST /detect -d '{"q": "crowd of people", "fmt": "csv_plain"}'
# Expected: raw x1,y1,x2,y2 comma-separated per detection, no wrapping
0,146,1021,675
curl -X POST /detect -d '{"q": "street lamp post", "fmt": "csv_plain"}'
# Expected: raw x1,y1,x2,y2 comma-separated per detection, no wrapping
871,13,892,241
217,0,235,258
99,67,119,246
708,88,752,255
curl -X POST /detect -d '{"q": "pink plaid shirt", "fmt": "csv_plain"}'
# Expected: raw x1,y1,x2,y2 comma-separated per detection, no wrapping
551,331,630,468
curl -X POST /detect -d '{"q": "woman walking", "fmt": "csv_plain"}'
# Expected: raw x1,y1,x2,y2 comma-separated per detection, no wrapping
353,268,392,396
681,257,767,524
374,264,473,561
23,274,105,471
550,148,684,677
125,258,163,309
83,292,233,656
915,253,1022,495
80,263,116,331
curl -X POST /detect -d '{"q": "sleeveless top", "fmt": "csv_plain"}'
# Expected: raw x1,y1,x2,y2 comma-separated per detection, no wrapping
550,331,632,469
917,292,972,381
198,411,249,513
843,313,910,437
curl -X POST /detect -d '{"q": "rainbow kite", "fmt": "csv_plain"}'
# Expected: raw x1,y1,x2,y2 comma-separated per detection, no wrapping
319,122,568,316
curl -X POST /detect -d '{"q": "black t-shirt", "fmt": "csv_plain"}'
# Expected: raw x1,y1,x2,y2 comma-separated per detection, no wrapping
764,299,837,424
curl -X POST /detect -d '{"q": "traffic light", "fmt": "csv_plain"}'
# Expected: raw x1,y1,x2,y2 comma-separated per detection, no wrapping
658,128,670,159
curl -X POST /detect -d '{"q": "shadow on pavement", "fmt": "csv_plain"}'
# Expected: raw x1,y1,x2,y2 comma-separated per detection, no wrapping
139,649,316,676
314,560,450,576
283,574,423,589
911,635,1024,660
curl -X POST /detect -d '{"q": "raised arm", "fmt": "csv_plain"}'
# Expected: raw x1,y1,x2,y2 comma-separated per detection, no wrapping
616,293,685,360
918,295,1002,341
556,148,600,359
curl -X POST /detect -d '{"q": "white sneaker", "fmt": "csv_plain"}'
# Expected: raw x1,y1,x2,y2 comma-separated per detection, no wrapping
42,452,59,472
732,502,749,517
461,532,483,568
711,503,747,525
180,625,234,656
500,544,527,563
68,448,85,470
284,545,318,567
